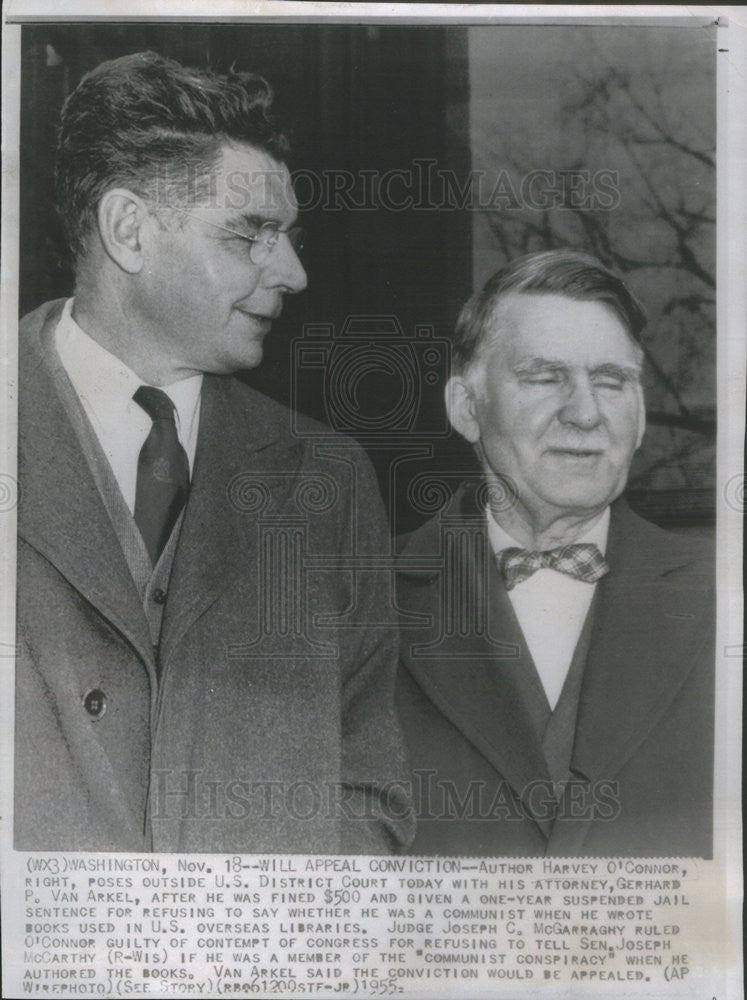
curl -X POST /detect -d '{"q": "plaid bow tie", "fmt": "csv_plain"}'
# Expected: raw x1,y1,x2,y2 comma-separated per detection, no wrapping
497,543,609,591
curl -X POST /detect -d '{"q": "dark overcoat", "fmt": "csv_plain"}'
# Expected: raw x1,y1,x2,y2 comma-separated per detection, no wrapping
396,484,714,857
15,299,414,853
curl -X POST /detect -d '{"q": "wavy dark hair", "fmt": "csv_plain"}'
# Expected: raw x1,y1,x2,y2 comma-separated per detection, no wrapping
54,51,289,261
452,249,647,374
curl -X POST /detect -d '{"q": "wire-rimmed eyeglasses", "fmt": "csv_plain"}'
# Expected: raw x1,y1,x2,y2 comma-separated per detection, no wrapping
171,209,306,265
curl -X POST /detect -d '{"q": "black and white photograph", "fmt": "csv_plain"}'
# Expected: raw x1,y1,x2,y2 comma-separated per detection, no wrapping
1,3,743,998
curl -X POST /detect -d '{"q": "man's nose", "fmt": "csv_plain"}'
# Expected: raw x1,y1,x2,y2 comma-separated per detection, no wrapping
269,234,308,294
558,375,602,428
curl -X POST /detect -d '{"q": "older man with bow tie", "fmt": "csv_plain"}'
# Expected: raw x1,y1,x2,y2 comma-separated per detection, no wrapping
396,249,714,857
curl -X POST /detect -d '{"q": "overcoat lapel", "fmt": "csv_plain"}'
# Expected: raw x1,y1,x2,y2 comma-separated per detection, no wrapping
18,303,155,669
544,502,709,853
571,503,706,785
399,498,555,837
158,376,304,665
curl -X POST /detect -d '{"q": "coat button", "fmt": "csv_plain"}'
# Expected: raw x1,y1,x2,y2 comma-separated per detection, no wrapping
153,588,167,604
83,689,107,720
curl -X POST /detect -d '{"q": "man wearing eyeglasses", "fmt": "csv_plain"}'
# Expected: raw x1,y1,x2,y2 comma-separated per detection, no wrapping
16,51,413,853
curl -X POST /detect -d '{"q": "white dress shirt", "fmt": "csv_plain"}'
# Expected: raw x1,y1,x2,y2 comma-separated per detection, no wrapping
54,298,202,514
487,505,610,711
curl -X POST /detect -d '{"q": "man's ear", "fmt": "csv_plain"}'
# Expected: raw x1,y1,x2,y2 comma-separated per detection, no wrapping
635,382,646,450
96,188,149,274
445,374,481,444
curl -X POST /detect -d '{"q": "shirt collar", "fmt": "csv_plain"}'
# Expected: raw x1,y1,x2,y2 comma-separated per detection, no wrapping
54,298,203,436
486,501,610,556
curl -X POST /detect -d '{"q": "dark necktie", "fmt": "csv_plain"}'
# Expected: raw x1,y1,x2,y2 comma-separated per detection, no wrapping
497,543,609,591
133,385,190,564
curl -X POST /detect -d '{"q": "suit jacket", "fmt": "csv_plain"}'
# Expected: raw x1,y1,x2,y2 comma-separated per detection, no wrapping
15,299,414,853
396,483,714,857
